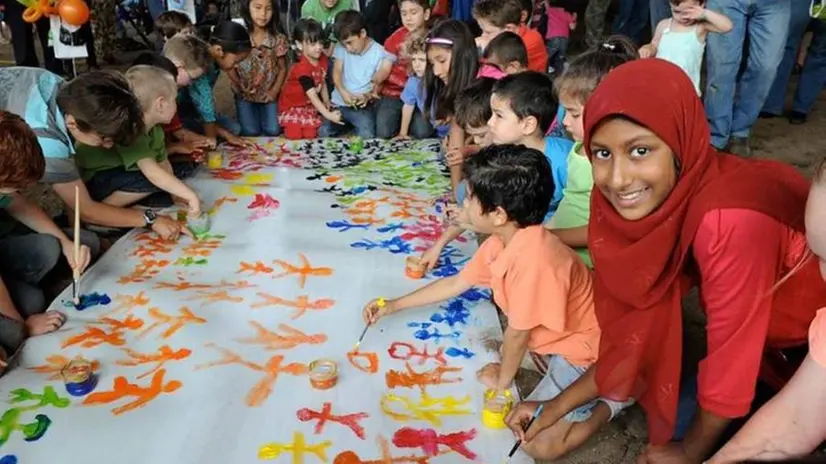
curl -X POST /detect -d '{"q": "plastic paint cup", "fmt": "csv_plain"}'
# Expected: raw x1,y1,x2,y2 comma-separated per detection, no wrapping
481,389,512,429
187,212,211,236
309,359,338,390
61,357,97,397
350,137,363,154
405,256,426,279
207,152,223,169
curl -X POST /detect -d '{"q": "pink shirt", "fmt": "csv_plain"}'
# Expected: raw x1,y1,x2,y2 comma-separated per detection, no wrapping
546,7,575,39
476,64,507,80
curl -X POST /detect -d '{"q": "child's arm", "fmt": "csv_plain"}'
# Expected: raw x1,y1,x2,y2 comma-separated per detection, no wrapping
639,19,667,58
695,6,733,34
420,224,464,269
303,78,344,124
447,121,465,197
267,55,289,100
5,193,90,273
136,158,200,214
545,224,588,247
497,326,532,389
369,58,394,99
321,81,332,108
396,103,415,138
569,12,577,29
363,275,472,322
0,277,23,322
332,57,355,105
187,74,220,141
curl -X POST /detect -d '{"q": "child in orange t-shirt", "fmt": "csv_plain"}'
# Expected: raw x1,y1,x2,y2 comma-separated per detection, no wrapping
362,144,628,460
472,0,548,73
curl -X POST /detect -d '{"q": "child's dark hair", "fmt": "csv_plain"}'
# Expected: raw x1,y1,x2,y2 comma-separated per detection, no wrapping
493,71,558,133
455,77,496,129
132,52,178,78
462,144,552,227
156,11,193,39
201,20,252,54
424,19,479,121
670,0,705,5
483,31,527,68
293,18,325,44
334,10,367,41
241,0,281,36
0,111,45,188
472,0,522,27
56,70,145,147
555,35,638,104
398,0,430,9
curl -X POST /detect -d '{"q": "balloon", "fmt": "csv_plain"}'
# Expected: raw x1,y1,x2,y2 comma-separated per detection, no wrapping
57,0,89,25
21,0,56,23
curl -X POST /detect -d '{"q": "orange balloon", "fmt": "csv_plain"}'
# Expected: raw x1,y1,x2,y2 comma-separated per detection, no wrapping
57,0,89,26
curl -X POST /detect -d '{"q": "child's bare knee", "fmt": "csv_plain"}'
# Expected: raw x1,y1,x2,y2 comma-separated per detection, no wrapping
521,439,568,461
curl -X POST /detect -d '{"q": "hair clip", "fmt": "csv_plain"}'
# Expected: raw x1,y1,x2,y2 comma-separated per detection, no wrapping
601,42,616,51
426,37,454,46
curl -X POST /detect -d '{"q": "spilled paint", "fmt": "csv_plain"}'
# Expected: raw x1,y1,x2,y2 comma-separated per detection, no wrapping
64,292,112,311
392,427,478,460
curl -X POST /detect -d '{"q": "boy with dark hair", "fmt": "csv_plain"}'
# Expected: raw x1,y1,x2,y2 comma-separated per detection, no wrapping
488,71,573,218
0,67,187,241
362,144,602,419
472,0,547,73
324,10,394,138
156,10,194,40
0,111,93,368
482,31,528,76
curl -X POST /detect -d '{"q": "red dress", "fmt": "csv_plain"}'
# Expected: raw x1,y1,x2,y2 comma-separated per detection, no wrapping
278,55,329,139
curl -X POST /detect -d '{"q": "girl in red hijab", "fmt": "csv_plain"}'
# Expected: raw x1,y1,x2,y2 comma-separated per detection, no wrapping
505,58,826,463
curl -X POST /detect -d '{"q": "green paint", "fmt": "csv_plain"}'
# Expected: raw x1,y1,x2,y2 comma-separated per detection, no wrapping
1,386,70,447
327,150,449,197
175,257,209,267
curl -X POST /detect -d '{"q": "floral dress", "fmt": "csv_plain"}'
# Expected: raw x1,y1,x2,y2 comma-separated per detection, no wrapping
277,55,329,130
232,32,289,103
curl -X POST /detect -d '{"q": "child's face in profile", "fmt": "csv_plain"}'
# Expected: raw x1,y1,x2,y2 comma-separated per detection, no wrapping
213,47,250,70
488,55,524,75
476,19,511,47
560,95,585,142
341,31,369,54
465,124,491,147
806,181,826,280
488,93,529,144
410,51,427,77
462,187,504,234
400,0,429,32
154,94,179,125
427,46,452,83
300,39,325,60
65,116,114,148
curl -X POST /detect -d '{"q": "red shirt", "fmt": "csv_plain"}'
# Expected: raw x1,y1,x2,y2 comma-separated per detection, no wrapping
163,113,183,135
517,25,548,72
382,27,409,99
278,55,329,111
693,209,822,418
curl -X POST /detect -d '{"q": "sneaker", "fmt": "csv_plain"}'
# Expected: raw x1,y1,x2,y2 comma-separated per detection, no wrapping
726,137,752,158
759,111,778,119
789,111,807,125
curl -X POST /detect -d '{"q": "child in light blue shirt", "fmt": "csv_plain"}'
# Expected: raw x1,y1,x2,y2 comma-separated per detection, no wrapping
322,10,394,138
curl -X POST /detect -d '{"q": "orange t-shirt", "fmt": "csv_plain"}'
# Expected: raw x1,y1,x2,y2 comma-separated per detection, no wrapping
459,225,599,366
517,25,548,73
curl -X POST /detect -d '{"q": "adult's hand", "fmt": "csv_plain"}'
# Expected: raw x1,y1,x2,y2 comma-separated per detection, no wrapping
151,215,193,241
26,311,66,336
60,239,91,275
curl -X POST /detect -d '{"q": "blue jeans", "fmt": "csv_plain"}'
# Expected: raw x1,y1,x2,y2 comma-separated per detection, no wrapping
613,0,650,45
763,1,826,116
704,0,790,148
673,376,699,441
235,97,280,137
180,113,242,139
320,104,377,138
650,0,672,30
545,37,569,73
85,161,198,203
375,97,434,139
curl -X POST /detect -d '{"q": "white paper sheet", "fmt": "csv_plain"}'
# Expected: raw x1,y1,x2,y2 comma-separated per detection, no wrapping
0,139,533,464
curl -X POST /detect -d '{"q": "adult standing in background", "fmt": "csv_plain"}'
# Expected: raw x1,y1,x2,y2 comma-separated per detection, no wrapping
703,0,789,157
584,0,611,47
650,0,671,30
3,0,61,73
89,0,118,64
760,0,826,126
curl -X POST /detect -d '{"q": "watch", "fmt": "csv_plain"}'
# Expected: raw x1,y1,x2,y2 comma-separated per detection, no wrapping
143,209,157,227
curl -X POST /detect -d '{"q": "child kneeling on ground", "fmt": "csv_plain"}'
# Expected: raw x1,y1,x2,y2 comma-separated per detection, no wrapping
75,66,202,216
362,144,629,460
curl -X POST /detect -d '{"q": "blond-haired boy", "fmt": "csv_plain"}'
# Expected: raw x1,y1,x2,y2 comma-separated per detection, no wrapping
75,66,201,216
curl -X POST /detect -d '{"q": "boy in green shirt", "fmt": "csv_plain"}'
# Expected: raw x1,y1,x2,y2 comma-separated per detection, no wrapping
76,66,201,215
301,0,356,52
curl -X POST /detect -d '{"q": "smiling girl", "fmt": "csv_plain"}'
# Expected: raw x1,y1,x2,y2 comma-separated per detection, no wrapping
505,59,826,463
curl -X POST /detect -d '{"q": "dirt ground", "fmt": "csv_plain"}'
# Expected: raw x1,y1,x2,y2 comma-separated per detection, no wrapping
1,38,825,463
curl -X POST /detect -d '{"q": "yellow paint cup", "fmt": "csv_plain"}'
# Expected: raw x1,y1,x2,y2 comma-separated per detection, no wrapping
207,152,223,169
481,388,512,429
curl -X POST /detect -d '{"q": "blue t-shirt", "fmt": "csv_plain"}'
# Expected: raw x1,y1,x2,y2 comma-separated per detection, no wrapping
544,136,574,220
0,67,79,184
400,76,448,137
331,40,395,107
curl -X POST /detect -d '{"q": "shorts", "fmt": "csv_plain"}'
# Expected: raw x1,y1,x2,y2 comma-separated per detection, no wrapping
526,355,634,422
86,161,197,204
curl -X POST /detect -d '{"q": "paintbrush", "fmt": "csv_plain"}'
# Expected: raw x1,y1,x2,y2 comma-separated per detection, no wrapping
72,185,80,306
354,298,385,352
504,403,545,463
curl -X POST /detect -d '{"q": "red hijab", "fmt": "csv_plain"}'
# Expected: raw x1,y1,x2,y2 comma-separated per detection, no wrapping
583,59,810,444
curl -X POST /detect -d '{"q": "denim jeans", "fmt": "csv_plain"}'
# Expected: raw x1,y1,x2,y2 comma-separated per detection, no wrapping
763,0,826,116
320,103,377,138
235,98,280,137
650,0,672,30
86,161,198,204
704,0,790,148
375,97,435,139
672,376,699,441
546,37,569,73
613,0,650,45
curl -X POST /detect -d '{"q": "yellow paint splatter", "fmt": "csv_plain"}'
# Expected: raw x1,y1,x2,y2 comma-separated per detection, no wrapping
244,173,274,185
380,391,472,426
230,185,256,196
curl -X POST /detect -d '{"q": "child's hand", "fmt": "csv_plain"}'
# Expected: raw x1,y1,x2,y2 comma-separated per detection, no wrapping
476,362,501,389
60,240,91,275
446,148,465,167
420,244,443,271
225,134,258,149
639,44,656,58
362,298,396,324
26,311,66,336
266,87,280,101
505,401,544,442
678,4,706,21
394,133,410,140
340,90,356,106
151,215,192,241
327,110,344,125
187,196,202,217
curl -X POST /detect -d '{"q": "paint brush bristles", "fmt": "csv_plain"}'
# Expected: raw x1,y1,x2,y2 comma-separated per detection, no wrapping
504,403,544,463
72,185,80,305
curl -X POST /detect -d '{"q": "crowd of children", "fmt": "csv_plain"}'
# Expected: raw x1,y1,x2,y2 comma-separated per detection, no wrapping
0,0,824,461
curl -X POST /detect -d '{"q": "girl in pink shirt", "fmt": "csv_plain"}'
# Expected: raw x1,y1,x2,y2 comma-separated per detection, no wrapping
533,0,576,74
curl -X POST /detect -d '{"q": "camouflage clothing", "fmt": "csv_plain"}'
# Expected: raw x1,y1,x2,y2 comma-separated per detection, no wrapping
90,0,118,62
584,0,612,48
